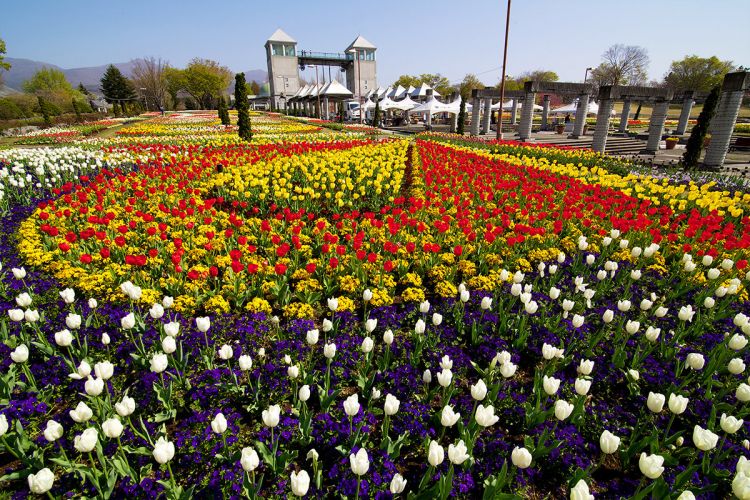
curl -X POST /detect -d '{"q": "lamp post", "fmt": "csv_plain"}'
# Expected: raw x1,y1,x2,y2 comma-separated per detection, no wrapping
584,67,593,83
140,87,148,111
496,0,512,140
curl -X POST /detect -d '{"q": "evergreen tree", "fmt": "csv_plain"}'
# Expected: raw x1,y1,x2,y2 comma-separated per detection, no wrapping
72,98,82,122
38,96,52,127
217,96,230,125
100,65,136,115
373,98,380,127
338,101,344,123
235,73,252,141
78,83,89,95
682,85,721,169
457,99,466,135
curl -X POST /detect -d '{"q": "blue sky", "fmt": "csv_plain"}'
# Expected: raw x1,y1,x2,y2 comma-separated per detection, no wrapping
2,0,748,86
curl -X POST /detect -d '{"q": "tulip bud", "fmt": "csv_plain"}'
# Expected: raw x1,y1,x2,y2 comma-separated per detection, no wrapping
383,329,394,345
511,446,532,468
384,394,400,416
241,447,260,471
428,440,445,467
298,385,311,402
102,417,124,439
668,393,689,415
343,394,360,417
153,436,175,464
647,392,665,413
639,452,664,479
600,430,620,454
324,343,336,359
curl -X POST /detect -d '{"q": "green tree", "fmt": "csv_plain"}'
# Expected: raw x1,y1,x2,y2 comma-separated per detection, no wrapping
664,55,735,93
235,73,252,141
249,80,261,95
217,95,230,125
392,74,452,96
458,73,485,100
682,86,720,168
497,70,559,91
100,65,136,114
23,67,74,95
0,37,11,81
392,74,421,89
457,98,466,135
37,95,52,127
78,83,90,95
165,58,232,109
72,98,81,122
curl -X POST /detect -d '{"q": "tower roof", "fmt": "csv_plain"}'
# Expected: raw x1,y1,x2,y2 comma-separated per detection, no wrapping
266,28,296,44
346,35,376,51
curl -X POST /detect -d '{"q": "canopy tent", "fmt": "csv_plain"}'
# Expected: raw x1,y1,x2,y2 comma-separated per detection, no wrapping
320,80,353,98
491,100,543,111
379,96,418,111
408,96,456,116
388,85,406,99
550,100,615,116
364,89,375,99
439,95,467,114
411,83,440,98
306,84,322,99
361,98,377,111
381,86,393,99
291,84,311,101
372,86,388,99
397,86,416,99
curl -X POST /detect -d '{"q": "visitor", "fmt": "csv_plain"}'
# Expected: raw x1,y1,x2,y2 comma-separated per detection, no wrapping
564,113,571,124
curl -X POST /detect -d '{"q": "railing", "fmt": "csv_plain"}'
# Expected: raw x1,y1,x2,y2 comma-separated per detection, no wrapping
298,50,353,62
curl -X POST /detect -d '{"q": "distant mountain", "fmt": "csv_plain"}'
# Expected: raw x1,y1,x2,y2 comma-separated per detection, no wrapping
0,83,20,97
2,58,268,93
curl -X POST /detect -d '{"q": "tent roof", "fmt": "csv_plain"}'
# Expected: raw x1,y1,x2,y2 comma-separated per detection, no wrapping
346,35,377,51
266,28,296,44
380,96,418,111
307,84,322,98
321,80,353,97
411,83,440,97
408,96,456,115
388,85,405,99
295,84,312,99
491,100,543,111
550,99,613,116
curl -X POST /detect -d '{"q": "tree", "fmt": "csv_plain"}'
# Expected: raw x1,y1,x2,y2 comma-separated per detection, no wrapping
664,55,735,93
131,57,169,111
37,95,52,127
217,96,230,125
100,65,136,114
457,73,485,100
78,83,89,95
682,85,720,168
23,67,74,95
165,58,232,109
0,37,10,83
590,44,649,86
392,74,452,96
457,98,466,135
235,73,252,141
373,98,380,127
249,80,261,96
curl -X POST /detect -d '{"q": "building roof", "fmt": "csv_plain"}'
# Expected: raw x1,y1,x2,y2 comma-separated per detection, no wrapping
266,28,296,44
346,35,376,51
321,80,353,97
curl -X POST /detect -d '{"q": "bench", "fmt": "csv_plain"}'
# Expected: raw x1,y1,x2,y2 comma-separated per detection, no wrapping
729,136,750,152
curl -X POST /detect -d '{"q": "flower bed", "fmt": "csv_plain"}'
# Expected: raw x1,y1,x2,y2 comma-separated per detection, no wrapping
1,113,750,498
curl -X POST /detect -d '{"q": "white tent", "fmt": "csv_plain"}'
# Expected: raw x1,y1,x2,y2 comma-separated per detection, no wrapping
550,99,615,116
380,86,393,99
396,95,420,110
292,84,311,101
380,96,418,111
397,86,416,99
321,80,353,97
361,98,377,111
411,83,440,98
388,85,406,99
408,96,455,115
441,95,466,114
491,100,543,111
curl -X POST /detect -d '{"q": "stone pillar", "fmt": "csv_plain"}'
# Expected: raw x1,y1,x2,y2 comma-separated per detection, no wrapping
426,111,432,129
540,95,550,131
618,99,631,133
324,97,329,120
645,99,670,153
510,98,518,125
570,94,590,138
704,72,750,168
518,92,536,141
592,99,614,153
481,98,492,135
675,92,695,135
470,97,481,136
450,112,458,133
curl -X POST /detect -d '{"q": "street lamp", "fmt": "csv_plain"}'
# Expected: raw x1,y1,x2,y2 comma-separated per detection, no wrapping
584,67,593,84
496,0,512,140
139,87,148,111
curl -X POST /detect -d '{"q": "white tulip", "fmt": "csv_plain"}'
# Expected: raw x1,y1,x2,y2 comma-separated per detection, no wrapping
262,404,281,427
16,292,32,307
162,296,174,309
363,289,373,302
729,358,746,375
150,353,168,373
390,473,407,494
288,365,300,379
290,469,310,497
10,345,29,363
115,396,136,417
238,355,253,371
602,309,614,323
737,383,750,402
647,392,665,413
164,322,180,337
441,405,461,427
324,343,336,359
720,413,743,434
322,318,333,332
102,417,124,439
299,385,311,402
639,452,664,479
729,334,748,351
511,446,532,468
84,376,104,396
692,425,719,451
432,313,443,326
218,344,233,360
578,359,594,375
327,297,339,311
414,319,426,335
600,430,620,454
554,399,574,420
120,313,136,330
422,369,432,384
161,336,177,354
24,310,40,323
74,427,98,453
7,309,24,322
440,355,453,370
195,316,210,332
153,436,175,464
211,413,228,434
419,300,430,313
448,440,470,464
437,368,453,387
471,380,487,401
500,361,518,378
668,393,689,415
350,448,370,475
55,329,74,347
654,306,668,318
384,394,400,416
686,353,705,370
241,447,260,471
570,479,594,500
344,394,360,417
43,420,63,442
575,378,592,395
475,404,499,427
543,375,560,395
28,468,55,494
383,329,394,345
428,440,445,467
365,319,377,333
481,297,493,310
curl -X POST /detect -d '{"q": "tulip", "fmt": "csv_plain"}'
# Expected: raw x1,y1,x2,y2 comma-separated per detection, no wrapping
570,479,594,500
471,380,487,401
441,405,460,427
707,268,721,280
475,404,499,427
692,425,719,451
55,329,74,347
241,447,260,471
432,313,443,326
262,404,281,427
322,319,333,332
361,337,374,353
384,394,400,416
218,344,233,360
574,378,591,396
571,314,584,328
344,394,360,417
422,370,432,384
43,420,63,442
164,322,180,337
10,345,29,363
428,440,445,467
720,413,743,434
678,305,695,322
74,427,98,453
327,297,339,312
162,336,177,354
654,306,668,318
460,290,470,303
150,353,168,373
350,448,369,475
524,301,539,314
448,439,470,464
324,343,336,359
211,413,228,434
299,385,311,402
68,401,94,423
102,417,123,439
414,319,426,334
84,376,104,397
306,329,319,345
600,430,620,454
668,393,689,415
120,313,136,330
729,358,746,375
101,333,110,345
89,298,99,309
543,375,560,396
162,296,174,309
7,309,24,322
153,436,175,464
290,470,310,496
419,300,430,313
12,267,26,279
115,396,136,417
511,446,532,468
238,355,253,371
729,334,748,351
737,383,750,402
24,310,40,323
554,400,574,421
365,319,377,333
733,473,750,500
196,316,211,332
0,415,8,437
437,368,453,388
28,468,54,494
363,289,373,302
647,392,665,413
390,473,407,494
639,452,664,479
625,320,640,335
578,359,594,375
617,300,631,312
686,353,705,370
16,292,32,307
383,329,394,345
704,297,716,309
602,309,614,323
481,297,492,310
149,303,164,319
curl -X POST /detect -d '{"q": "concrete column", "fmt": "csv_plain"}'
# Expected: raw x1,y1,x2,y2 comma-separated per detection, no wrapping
645,99,670,153
540,95,550,131
481,98,492,135
450,112,458,133
324,97,329,120
592,99,614,153
675,96,695,135
571,94,590,138
426,111,432,129
704,72,749,167
470,97,481,136
510,98,518,125
518,92,535,141
618,99,631,133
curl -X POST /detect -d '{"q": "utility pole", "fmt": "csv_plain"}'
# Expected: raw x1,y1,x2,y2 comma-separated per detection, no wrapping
496,0,512,140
